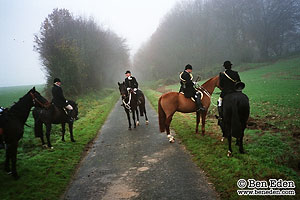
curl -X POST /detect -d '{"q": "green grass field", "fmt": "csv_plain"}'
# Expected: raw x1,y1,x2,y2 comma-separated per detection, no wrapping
0,87,119,200
144,56,300,199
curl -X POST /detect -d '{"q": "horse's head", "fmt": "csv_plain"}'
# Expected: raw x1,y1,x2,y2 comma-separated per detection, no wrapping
118,82,127,99
29,87,50,108
68,100,79,120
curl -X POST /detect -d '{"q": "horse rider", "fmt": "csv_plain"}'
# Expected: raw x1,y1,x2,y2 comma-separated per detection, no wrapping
124,70,142,101
179,64,205,112
52,78,74,122
217,60,242,122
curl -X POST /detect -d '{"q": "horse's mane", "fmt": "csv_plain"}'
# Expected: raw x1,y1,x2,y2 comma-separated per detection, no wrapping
9,91,32,112
201,75,219,87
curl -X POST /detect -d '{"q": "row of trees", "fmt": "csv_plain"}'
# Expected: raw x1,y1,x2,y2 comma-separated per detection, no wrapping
133,0,300,80
34,9,129,96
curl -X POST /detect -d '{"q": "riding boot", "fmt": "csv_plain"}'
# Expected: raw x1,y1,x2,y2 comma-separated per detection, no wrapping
217,106,223,126
67,110,74,123
196,94,205,112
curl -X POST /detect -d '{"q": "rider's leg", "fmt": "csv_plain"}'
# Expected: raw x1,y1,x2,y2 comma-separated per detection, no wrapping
65,104,74,122
195,92,205,112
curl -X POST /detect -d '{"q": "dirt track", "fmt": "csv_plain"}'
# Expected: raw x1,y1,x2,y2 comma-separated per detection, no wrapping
64,99,218,200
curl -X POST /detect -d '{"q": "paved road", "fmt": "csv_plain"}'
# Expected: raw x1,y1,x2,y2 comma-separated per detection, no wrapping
64,99,218,200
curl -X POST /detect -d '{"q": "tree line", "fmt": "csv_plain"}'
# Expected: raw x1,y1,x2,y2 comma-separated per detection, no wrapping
34,8,129,96
133,0,300,80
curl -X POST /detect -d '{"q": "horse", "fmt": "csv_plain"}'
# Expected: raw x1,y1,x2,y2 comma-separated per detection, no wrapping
0,87,48,179
158,75,220,142
220,92,250,157
32,100,78,148
118,82,148,130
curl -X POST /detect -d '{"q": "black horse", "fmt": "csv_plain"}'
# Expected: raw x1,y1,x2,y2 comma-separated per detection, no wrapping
0,87,48,179
220,92,250,156
118,82,148,130
32,101,78,148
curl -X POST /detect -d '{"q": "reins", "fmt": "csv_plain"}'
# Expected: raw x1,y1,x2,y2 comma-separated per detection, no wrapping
30,92,50,108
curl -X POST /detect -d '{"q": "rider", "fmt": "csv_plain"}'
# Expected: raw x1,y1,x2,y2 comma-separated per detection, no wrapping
179,64,205,112
124,70,141,101
52,78,74,122
218,61,241,121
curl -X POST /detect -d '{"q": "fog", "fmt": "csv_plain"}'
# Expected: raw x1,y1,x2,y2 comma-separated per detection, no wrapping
0,0,178,87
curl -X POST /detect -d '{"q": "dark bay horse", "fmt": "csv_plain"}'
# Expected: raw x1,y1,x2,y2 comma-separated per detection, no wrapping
0,87,48,179
32,101,78,148
118,82,148,130
220,92,249,156
158,75,220,141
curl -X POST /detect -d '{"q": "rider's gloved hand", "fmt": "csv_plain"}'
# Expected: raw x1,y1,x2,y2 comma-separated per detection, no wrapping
127,88,131,91
133,88,137,92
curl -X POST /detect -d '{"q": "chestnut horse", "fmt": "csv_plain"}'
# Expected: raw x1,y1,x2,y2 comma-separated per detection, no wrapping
158,75,220,140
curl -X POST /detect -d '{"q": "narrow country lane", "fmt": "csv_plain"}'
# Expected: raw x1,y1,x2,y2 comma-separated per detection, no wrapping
64,99,218,200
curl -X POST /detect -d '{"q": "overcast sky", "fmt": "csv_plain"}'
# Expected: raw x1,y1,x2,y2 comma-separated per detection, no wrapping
0,0,178,87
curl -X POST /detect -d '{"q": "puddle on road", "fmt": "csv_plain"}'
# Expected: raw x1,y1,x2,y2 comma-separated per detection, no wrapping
102,179,139,200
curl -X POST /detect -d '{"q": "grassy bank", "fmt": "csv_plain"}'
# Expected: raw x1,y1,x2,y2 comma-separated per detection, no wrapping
0,88,119,200
144,57,300,199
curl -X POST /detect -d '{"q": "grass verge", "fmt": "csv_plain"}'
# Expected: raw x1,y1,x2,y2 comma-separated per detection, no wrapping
0,88,119,200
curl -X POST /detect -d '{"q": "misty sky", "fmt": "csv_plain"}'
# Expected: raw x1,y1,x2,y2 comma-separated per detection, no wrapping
0,0,178,87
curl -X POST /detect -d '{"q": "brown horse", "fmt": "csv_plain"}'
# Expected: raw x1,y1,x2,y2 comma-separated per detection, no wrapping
158,75,220,140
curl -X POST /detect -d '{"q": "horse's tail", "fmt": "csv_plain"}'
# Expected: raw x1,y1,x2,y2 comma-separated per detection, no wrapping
158,96,166,132
231,98,242,137
33,109,43,137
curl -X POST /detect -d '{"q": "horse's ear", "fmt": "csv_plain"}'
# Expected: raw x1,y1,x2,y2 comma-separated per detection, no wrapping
118,82,120,85
32,87,36,91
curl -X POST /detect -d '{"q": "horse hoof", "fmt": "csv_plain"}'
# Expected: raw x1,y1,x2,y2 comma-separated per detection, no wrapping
227,150,232,157
239,150,245,154
128,127,132,130
62,139,65,142
50,146,54,150
221,137,225,142
71,139,76,142
146,120,149,125
7,171,12,175
136,121,140,126
42,144,48,148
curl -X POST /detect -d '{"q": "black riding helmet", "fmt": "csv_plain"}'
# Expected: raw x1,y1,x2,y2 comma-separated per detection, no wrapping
53,78,61,83
223,61,232,69
185,64,192,70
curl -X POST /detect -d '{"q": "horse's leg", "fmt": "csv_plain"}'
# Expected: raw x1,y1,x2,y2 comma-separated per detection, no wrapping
144,105,149,124
227,135,232,157
195,112,200,134
201,111,207,135
239,135,245,154
40,123,46,147
69,122,75,142
126,110,132,130
133,109,136,128
166,114,175,143
136,108,140,126
5,144,11,172
61,123,66,142
45,124,52,148
11,142,19,179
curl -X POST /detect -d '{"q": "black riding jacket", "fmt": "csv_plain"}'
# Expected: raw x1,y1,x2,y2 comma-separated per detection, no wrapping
125,76,138,89
219,69,241,98
52,84,68,108
179,70,196,98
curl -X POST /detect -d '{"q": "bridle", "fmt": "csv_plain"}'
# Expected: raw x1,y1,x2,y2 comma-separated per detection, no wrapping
30,92,50,108
122,90,132,110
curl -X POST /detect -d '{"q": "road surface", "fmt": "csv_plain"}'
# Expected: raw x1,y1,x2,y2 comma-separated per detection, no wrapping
64,99,218,200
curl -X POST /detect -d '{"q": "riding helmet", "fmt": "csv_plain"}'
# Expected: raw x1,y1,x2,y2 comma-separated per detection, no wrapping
223,61,232,69
185,64,193,70
53,78,61,83
125,70,131,74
